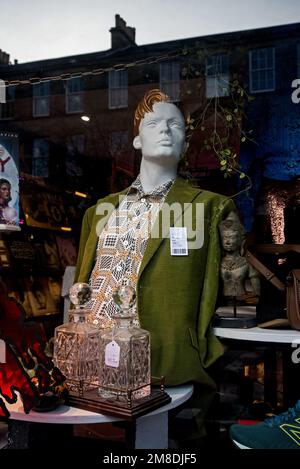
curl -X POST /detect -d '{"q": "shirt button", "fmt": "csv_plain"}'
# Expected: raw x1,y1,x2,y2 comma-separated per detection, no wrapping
141,198,146,203
123,240,128,247
116,265,122,272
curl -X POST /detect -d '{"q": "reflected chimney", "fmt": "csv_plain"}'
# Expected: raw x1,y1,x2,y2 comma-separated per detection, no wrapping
110,14,136,49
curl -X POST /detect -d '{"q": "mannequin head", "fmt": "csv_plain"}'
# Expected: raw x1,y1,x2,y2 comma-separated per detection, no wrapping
133,89,187,168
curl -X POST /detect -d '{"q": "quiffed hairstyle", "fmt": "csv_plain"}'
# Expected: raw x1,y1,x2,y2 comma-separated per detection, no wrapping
133,89,171,137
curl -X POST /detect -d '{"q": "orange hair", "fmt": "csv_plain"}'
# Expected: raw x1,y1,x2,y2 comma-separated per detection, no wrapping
133,89,171,136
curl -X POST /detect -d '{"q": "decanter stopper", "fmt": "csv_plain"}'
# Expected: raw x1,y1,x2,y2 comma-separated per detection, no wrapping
69,282,92,309
112,285,136,316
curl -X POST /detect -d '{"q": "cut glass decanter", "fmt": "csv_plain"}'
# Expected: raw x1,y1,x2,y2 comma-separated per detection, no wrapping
53,282,100,395
98,285,151,402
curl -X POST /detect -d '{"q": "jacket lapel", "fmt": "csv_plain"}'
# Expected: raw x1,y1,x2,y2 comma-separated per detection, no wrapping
138,177,202,279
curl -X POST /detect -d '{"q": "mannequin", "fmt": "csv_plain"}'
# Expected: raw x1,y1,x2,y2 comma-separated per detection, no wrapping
75,89,236,440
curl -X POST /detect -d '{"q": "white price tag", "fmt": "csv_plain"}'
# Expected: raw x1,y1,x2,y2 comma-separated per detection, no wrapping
105,340,120,368
170,227,188,256
0,339,6,364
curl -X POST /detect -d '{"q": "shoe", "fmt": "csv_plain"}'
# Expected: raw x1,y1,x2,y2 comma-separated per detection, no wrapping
230,400,300,449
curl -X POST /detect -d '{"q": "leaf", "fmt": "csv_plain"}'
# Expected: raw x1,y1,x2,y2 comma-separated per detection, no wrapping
226,115,232,121
240,172,246,179
220,160,227,166
241,136,246,142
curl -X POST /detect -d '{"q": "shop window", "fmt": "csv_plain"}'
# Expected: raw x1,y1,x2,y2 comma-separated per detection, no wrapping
33,82,50,117
249,47,275,93
0,85,15,120
32,138,49,177
66,77,84,114
159,62,180,102
206,54,229,98
108,70,128,109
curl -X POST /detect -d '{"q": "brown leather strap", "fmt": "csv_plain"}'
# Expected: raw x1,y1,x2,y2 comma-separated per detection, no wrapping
245,250,285,292
286,269,300,330
254,244,300,254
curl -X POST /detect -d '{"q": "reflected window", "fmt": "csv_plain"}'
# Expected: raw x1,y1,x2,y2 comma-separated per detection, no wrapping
159,62,180,102
33,82,50,117
32,138,49,177
66,77,84,114
0,85,16,120
206,54,229,98
249,47,275,93
108,70,128,109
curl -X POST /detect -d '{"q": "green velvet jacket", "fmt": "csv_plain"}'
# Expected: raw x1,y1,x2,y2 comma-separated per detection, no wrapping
75,177,235,389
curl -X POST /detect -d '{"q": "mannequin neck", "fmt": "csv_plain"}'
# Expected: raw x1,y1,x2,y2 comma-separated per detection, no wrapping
139,158,177,193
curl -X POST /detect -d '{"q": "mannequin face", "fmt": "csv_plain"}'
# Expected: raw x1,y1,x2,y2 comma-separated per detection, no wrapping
133,102,186,165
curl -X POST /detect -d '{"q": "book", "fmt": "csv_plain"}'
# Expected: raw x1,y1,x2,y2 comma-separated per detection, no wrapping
0,238,11,268
21,276,57,318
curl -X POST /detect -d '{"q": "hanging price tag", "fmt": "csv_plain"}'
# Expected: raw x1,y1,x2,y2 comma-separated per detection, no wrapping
0,339,6,363
170,227,188,256
105,340,120,368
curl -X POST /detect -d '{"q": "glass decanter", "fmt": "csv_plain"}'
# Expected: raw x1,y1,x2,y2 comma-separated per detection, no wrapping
53,282,100,395
98,285,151,402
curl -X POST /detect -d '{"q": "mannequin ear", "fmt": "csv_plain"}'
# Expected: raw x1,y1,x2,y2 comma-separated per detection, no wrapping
133,136,142,150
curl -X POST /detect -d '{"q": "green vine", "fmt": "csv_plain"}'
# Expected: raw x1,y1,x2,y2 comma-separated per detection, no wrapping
179,46,255,192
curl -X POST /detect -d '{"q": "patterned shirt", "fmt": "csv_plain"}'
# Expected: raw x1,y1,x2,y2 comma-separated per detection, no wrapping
87,175,175,326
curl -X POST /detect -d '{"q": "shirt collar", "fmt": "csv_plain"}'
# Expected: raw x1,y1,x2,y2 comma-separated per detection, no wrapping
129,174,175,199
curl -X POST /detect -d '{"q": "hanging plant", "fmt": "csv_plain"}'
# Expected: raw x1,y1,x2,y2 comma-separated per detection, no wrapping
179,46,255,192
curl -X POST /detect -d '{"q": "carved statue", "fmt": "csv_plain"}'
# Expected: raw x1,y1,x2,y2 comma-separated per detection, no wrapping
219,211,260,299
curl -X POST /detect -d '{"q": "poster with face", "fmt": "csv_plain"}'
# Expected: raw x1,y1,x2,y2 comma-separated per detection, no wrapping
0,132,20,231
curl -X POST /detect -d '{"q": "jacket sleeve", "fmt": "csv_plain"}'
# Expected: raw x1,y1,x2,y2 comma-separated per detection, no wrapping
74,205,95,283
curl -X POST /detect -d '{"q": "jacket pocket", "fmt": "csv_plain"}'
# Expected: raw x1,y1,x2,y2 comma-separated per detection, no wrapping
188,327,200,351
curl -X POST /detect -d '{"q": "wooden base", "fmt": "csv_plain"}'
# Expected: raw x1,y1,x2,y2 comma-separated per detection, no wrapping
67,387,171,420
214,315,257,328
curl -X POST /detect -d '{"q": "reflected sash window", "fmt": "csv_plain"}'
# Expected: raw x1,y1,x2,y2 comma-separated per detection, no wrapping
32,138,49,177
33,82,50,117
206,54,229,98
249,47,275,93
159,62,180,102
66,77,84,114
108,70,128,109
